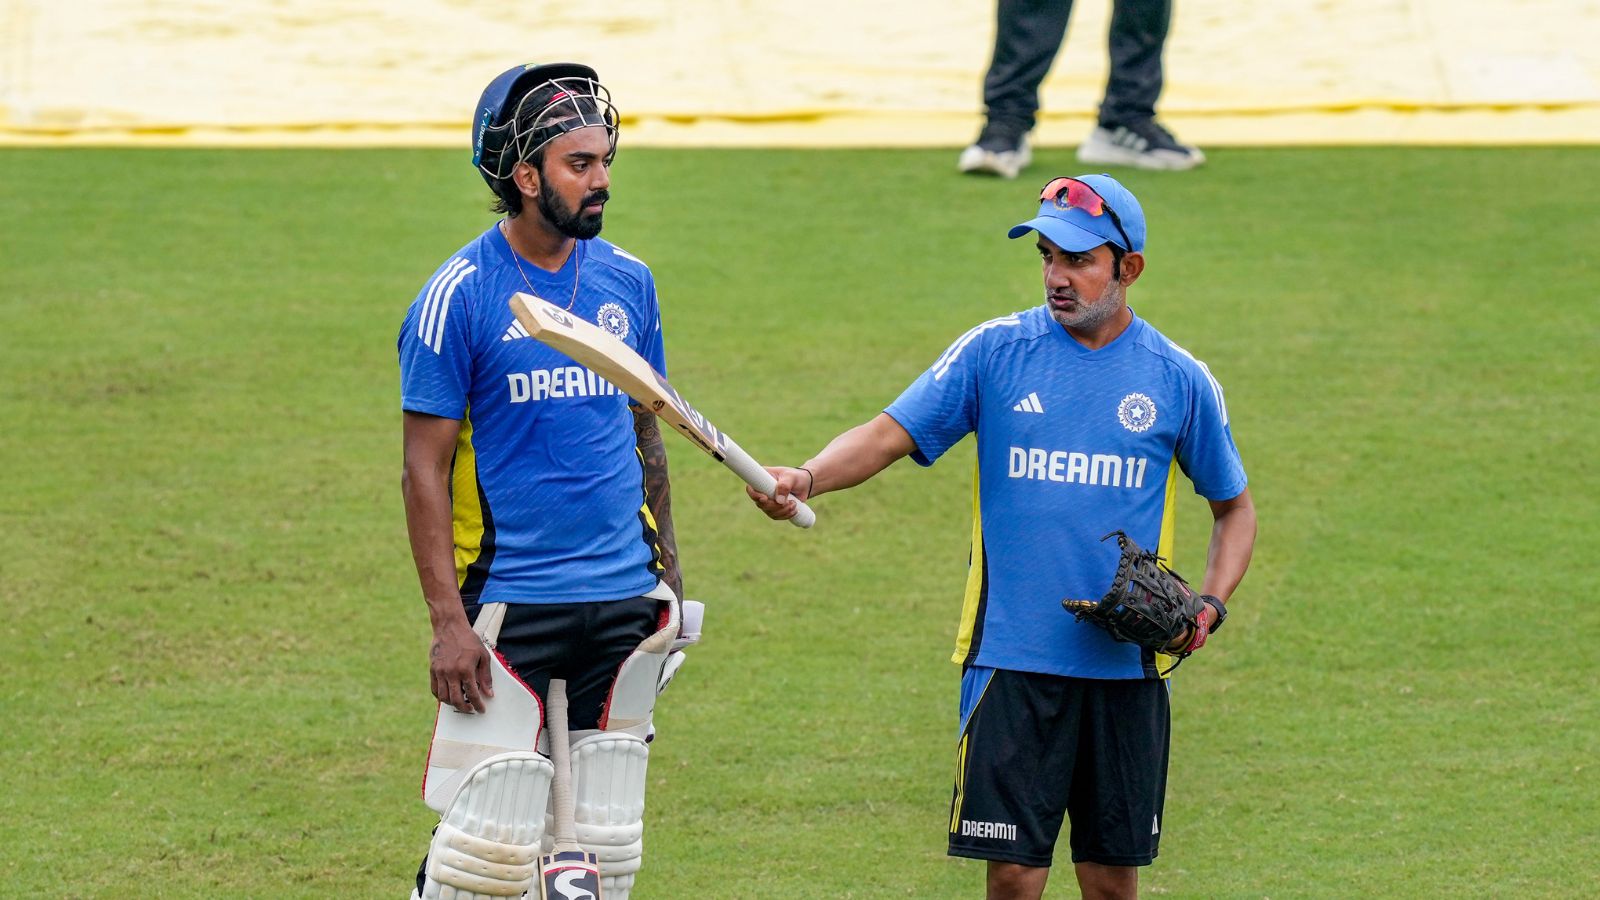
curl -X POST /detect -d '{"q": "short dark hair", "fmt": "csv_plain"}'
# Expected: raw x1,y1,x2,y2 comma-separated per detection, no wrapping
487,147,545,216
1107,242,1125,280
489,182,521,216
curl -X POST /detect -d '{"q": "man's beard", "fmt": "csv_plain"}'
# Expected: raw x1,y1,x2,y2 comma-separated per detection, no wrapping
538,187,609,239
1049,279,1125,332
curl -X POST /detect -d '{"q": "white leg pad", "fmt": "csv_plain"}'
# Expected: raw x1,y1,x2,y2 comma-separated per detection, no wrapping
602,873,635,899
543,732,649,893
422,751,553,899
573,733,649,874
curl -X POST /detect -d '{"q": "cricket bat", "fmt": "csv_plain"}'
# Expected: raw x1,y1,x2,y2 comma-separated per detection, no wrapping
540,679,602,900
510,292,817,528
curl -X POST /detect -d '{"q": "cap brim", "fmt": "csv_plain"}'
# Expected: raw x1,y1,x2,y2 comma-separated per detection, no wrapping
1007,217,1112,252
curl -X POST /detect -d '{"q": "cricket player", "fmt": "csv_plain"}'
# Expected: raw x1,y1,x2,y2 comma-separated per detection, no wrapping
398,63,687,900
749,175,1257,899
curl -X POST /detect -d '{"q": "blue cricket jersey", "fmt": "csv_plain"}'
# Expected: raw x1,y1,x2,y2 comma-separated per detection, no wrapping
398,223,667,604
886,306,1247,679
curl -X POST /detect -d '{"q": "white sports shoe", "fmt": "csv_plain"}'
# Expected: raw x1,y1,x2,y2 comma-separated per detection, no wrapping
1077,122,1205,171
958,135,1032,179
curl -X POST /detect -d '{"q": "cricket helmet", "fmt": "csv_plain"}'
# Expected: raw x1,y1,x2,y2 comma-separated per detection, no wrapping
471,62,619,186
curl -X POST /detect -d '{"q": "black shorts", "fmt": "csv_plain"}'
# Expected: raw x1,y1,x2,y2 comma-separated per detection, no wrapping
947,667,1171,868
464,596,664,730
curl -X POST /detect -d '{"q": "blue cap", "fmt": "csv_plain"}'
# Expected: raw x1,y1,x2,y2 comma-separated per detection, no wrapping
472,62,600,184
1007,173,1147,252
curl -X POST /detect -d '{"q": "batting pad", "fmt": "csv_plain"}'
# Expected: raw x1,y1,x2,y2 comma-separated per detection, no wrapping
424,649,543,813
423,751,554,899
541,732,649,899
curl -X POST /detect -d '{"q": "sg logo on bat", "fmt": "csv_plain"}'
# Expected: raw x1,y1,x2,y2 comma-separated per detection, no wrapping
539,851,601,899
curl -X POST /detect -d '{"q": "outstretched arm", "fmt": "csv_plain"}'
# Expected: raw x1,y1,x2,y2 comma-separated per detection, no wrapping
634,405,683,598
747,413,918,520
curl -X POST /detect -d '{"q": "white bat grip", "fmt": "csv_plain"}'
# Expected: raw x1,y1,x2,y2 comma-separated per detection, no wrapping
546,678,577,845
719,439,816,529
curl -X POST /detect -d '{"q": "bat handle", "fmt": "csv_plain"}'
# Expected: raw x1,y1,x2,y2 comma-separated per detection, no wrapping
546,678,577,845
787,497,816,529
720,441,817,529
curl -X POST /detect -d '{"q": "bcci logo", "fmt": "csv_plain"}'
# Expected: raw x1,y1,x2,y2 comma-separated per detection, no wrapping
1117,393,1157,433
596,302,630,339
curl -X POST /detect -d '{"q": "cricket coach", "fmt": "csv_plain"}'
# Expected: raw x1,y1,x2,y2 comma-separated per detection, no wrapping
749,175,1257,899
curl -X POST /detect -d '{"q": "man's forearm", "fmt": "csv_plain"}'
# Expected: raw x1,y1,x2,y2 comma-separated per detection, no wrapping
803,413,917,496
1201,495,1257,602
634,409,682,597
402,465,467,628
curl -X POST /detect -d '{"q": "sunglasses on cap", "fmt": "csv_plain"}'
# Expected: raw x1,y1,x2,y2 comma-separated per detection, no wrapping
1038,177,1133,252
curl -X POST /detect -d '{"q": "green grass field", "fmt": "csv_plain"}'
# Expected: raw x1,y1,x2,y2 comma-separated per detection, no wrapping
1,145,1596,898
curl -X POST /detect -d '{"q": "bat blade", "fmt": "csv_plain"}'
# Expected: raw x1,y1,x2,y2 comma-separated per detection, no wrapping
510,292,816,528
540,679,602,900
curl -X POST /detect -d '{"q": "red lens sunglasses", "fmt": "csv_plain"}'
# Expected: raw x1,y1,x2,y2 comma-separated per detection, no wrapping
1038,177,1133,252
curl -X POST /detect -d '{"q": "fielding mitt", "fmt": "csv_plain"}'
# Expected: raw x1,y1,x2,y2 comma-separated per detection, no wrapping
1062,531,1207,674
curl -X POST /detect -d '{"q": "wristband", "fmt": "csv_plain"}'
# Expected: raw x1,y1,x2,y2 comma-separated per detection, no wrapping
1200,594,1227,632
798,466,816,497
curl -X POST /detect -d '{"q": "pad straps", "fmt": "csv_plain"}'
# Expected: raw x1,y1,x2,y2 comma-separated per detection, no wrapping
473,602,508,647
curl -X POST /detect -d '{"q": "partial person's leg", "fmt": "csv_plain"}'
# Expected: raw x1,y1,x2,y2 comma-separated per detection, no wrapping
561,594,673,900
1065,678,1170,898
563,596,662,728
962,0,1074,177
415,602,556,900
984,0,1075,136
1099,0,1170,128
1078,0,1204,169
1074,861,1139,900
413,599,656,900
987,860,1051,900
949,669,1079,894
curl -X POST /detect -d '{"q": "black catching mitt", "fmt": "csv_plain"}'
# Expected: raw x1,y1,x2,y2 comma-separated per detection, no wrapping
1061,531,1206,674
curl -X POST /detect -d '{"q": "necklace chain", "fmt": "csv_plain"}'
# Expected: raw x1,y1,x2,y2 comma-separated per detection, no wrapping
502,220,581,312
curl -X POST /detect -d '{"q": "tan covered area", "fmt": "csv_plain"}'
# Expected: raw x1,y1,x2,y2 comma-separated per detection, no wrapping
2,0,1597,147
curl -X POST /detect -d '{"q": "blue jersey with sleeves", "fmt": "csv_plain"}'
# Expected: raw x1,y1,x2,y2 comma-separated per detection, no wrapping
398,223,668,605
885,306,1247,679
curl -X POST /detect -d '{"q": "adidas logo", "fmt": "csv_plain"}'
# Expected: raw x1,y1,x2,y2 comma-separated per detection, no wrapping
1011,392,1044,414
501,320,530,342
1111,127,1151,152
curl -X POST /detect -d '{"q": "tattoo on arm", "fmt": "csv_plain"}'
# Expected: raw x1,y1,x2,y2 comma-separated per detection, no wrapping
633,405,662,446
634,406,682,596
